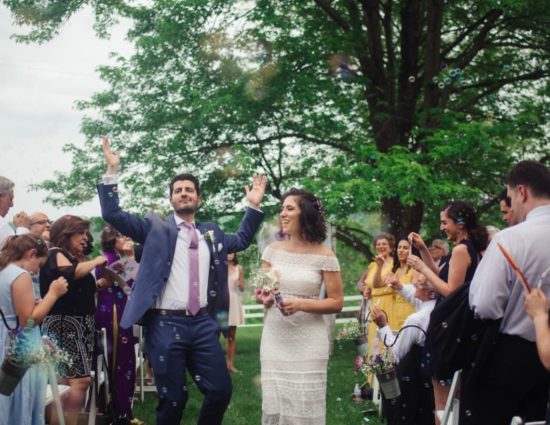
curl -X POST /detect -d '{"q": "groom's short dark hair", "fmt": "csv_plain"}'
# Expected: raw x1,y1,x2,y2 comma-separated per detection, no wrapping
169,173,201,197
507,161,550,199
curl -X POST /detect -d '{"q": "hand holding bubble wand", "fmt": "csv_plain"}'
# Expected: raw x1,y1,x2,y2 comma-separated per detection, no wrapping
497,243,531,293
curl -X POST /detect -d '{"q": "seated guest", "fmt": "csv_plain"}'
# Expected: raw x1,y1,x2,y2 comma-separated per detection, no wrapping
371,272,437,425
40,215,107,425
428,239,448,267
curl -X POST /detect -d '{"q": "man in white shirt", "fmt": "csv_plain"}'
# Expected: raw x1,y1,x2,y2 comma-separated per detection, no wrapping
0,176,29,249
467,160,550,424
372,272,436,425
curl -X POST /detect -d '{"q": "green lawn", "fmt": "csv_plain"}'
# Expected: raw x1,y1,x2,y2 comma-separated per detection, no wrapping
132,326,383,424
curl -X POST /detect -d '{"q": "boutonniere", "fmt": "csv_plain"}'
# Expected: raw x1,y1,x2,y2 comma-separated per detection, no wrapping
204,230,216,246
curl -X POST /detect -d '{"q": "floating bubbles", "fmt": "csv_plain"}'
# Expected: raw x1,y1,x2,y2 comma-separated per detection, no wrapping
159,355,165,362
121,337,128,344
209,290,217,298
194,375,201,382
440,63,448,70
408,76,416,83
444,77,452,85
172,401,178,407
502,64,510,72
161,386,168,394
438,82,445,89
465,410,472,417
432,76,439,84
183,385,188,392
466,114,472,122
456,337,462,343
216,311,229,331
450,94,457,101
441,322,448,329
336,397,342,402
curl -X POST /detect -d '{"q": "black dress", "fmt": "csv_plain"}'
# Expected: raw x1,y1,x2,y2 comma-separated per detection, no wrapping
40,248,96,378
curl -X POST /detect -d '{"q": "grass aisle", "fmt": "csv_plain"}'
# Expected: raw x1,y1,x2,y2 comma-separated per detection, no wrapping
133,326,382,424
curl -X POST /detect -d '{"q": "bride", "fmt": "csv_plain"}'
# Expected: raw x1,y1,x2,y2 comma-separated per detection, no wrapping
260,188,344,425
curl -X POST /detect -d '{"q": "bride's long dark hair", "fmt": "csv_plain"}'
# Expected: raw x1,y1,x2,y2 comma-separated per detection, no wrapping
278,188,327,244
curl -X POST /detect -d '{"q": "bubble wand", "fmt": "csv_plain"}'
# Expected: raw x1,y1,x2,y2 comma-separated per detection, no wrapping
497,243,531,293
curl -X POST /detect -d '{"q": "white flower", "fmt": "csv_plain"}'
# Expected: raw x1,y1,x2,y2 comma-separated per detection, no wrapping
205,230,216,245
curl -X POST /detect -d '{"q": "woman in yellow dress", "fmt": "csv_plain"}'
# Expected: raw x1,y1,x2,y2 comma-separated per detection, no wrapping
362,233,395,356
384,239,416,328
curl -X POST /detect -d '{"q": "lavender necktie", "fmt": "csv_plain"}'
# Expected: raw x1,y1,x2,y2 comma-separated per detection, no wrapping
181,222,200,315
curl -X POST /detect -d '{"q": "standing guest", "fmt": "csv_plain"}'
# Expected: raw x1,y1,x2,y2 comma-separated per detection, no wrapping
465,161,550,424
524,288,550,423
98,138,265,425
499,189,517,227
0,176,29,250
260,188,343,425
39,216,107,425
0,234,68,425
95,225,139,425
428,239,449,267
362,233,396,356
407,201,488,421
384,238,416,328
372,272,437,425
29,213,52,242
226,252,244,373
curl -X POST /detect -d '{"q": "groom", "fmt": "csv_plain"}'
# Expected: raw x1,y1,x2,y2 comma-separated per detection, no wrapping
97,138,265,425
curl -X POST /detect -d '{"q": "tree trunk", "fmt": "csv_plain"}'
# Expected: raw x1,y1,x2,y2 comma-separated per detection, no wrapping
380,196,423,239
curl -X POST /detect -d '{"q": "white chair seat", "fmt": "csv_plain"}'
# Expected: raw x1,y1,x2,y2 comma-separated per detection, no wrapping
45,384,70,406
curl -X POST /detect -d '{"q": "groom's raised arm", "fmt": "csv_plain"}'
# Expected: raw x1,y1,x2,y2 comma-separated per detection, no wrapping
97,137,151,244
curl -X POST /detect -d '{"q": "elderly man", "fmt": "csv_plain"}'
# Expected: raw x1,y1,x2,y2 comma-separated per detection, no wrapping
29,212,52,241
428,239,449,267
466,161,550,424
0,176,29,249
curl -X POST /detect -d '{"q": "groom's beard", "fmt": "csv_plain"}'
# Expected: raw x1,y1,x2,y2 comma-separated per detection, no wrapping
175,205,198,215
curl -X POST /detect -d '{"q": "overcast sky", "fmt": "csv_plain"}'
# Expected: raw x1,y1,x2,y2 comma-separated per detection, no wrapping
0,5,132,221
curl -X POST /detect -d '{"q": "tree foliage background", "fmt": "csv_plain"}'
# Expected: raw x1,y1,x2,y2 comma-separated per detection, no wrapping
5,0,550,262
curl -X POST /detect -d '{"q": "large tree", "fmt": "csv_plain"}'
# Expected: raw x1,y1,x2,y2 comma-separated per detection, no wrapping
6,0,550,252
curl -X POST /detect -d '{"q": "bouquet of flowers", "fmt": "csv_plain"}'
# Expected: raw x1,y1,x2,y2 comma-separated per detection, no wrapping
0,319,71,395
358,347,396,376
250,267,283,304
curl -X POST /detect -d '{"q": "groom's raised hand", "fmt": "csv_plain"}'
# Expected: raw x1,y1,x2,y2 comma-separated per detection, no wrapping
102,136,120,175
245,173,266,209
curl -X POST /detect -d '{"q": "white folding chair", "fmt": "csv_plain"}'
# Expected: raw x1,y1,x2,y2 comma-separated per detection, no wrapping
436,369,462,425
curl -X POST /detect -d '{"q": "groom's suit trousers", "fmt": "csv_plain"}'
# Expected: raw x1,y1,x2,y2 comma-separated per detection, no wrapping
145,310,232,425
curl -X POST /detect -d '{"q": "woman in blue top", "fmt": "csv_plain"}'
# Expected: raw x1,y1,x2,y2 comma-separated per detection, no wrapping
0,234,68,425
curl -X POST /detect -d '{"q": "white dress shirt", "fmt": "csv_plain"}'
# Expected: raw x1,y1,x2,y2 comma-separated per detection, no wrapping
0,215,29,249
470,204,550,341
377,285,436,363
101,174,211,310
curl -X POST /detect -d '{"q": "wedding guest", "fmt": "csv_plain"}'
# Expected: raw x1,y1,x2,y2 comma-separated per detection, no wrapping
260,188,343,424
428,239,449,267
407,201,488,421
465,161,550,424
499,190,516,227
0,234,68,425
40,215,107,425
372,271,436,425
29,212,52,242
226,252,244,373
384,238,416,328
524,288,550,423
0,177,29,250
95,225,139,425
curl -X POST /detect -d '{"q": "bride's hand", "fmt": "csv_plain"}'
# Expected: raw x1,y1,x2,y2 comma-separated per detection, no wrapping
279,299,301,316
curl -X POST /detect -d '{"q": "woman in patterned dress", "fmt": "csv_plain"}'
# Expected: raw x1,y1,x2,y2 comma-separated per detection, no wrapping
259,188,344,425
40,216,107,425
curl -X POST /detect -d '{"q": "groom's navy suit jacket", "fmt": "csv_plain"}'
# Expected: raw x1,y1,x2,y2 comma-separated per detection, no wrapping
97,183,264,329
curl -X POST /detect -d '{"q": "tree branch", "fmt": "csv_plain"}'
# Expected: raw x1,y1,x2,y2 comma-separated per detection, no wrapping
313,0,351,31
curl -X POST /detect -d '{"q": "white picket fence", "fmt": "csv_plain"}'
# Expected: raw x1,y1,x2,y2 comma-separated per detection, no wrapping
242,294,363,327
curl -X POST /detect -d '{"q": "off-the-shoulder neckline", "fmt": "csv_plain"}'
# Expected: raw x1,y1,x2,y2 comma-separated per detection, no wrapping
264,245,336,259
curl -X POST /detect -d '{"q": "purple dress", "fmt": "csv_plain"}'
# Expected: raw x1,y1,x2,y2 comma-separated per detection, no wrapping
95,251,136,422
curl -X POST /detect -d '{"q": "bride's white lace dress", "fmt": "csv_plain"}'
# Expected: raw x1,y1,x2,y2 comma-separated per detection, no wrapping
260,246,340,425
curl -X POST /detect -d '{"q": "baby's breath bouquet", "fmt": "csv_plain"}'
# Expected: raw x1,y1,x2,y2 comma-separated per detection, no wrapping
250,267,282,304
0,319,71,396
